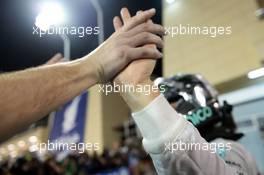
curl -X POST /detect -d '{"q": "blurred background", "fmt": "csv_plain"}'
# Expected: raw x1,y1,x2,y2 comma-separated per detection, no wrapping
0,0,264,174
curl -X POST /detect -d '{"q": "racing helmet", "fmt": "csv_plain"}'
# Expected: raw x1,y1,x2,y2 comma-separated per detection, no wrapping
155,74,243,141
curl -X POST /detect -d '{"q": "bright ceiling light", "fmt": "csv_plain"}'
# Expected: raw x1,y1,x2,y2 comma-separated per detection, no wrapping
35,2,65,31
248,67,264,79
166,0,176,4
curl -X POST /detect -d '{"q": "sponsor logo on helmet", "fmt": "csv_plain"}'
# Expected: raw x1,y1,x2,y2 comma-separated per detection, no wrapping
186,106,213,125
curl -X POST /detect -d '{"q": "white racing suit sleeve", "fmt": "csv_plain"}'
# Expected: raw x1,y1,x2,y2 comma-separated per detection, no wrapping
132,94,245,175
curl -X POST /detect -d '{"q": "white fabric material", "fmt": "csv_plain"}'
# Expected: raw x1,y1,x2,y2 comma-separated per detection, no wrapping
132,94,187,154
132,94,259,175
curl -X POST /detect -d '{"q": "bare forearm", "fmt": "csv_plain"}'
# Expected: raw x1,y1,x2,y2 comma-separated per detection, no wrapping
0,7,164,140
0,56,97,140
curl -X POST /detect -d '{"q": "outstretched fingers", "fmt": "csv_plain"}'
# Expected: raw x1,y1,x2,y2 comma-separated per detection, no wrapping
122,8,156,31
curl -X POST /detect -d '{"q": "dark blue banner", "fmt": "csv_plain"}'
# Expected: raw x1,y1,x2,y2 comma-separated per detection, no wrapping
49,92,88,157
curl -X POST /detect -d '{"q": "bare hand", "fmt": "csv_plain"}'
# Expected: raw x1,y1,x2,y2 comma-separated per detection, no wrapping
87,8,164,83
113,8,159,85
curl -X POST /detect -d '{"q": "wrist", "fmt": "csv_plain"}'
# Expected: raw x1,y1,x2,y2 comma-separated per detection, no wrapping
119,79,160,112
81,54,100,85
114,71,155,87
